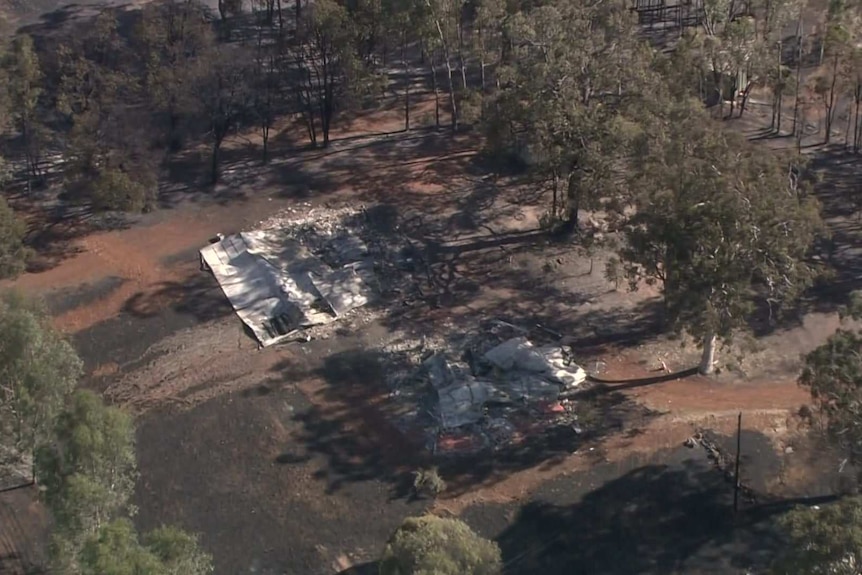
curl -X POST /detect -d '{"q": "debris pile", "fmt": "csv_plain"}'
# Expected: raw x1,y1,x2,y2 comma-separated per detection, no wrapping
200,207,379,346
385,324,588,456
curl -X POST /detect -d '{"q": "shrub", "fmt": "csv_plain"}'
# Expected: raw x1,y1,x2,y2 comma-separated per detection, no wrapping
89,167,156,212
380,514,502,575
413,467,446,498
0,197,31,278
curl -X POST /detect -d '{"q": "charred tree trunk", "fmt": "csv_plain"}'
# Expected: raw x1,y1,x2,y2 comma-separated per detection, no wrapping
321,55,333,148
563,168,581,234
402,36,410,131
444,51,458,132
277,0,284,31
430,51,440,129
855,86,862,152
211,138,223,184
738,81,753,117
792,18,803,137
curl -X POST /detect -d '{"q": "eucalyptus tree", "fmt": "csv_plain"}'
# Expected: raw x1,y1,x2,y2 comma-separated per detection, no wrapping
486,0,653,229
612,101,823,374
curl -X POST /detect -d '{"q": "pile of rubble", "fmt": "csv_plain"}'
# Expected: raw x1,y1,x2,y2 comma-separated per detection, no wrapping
386,323,589,456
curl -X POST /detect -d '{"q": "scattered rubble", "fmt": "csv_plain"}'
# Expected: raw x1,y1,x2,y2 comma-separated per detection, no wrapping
380,322,590,457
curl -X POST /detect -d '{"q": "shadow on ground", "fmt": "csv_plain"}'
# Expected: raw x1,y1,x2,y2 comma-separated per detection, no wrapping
121,270,232,324
493,458,785,575
277,333,662,498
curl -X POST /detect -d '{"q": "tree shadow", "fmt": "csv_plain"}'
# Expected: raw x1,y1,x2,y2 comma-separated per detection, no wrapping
121,270,233,324
275,316,664,497
493,458,786,575
440,390,658,496
277,348,428,495
577,366,699,394
21,206,132,273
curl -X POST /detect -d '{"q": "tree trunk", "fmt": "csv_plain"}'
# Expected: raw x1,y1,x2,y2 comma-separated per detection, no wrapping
699,333,717,375
211,138,223,184
262,123,270,163
431,53,440,129
444,53,458,132
853,84,862,152
277,0,283,30
321,60,333,147
457,13,467,91
792,18,803,137
295,0,301,27
777,91,783,133
403,37,410,131
824,52,839,144
551,169,559,219
478,26,487,92
771,40,781,130
738,81,753,117
712,68,724,117
564,169,580,232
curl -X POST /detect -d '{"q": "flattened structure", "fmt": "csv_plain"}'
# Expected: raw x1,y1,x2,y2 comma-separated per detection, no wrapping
200,228,375,347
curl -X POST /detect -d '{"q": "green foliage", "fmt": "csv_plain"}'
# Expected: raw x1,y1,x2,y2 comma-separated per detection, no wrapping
79,519,165,575
133,0,216,151
485,0,653,224
0,197,31,278
144,525,214,575
0,291,81,457
75,519,214,575
413,467,446,498
56,8,160,212
772,496,862,574
37,389,138,546
380,515,502,575
4,34,44,172
89,167,156,212
613,102,822,351
290,0,372,147
35,390,213,574
798,329,862,463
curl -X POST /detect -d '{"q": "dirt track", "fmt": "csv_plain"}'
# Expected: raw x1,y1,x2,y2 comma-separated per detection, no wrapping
0,97,853,574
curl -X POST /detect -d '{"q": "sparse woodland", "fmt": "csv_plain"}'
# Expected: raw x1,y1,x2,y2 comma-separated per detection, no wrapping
0,0,855,374
1,0,862,572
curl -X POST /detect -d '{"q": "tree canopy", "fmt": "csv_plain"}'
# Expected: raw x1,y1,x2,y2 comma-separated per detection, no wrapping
486,0,652,228
772,496,862,575
0,291,81,460
380,514,502,575
37,389,139,553
612,101,823,373
799,319,862,465
77,519,213,575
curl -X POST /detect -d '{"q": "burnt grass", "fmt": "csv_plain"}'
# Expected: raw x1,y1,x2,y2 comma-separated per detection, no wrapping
133,385,428,575
464,440,785,575
54,259,816,575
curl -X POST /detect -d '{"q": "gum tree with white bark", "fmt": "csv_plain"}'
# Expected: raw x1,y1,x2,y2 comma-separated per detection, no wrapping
610,100,823,374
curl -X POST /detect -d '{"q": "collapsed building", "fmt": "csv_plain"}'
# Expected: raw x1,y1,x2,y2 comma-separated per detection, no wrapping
199,209,377,347
391,330,589,456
